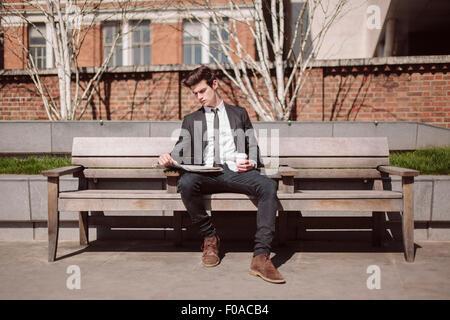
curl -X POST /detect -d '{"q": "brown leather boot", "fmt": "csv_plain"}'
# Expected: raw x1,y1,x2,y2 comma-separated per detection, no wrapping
201,235,220,267
249,253,285,284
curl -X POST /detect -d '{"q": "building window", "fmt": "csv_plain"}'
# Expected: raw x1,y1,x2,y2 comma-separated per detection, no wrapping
210,19,229,63
183,19,229,64
103,22,123,67
103,20,152,67
183,20,202,64
29,23,46,69
130,20,151,66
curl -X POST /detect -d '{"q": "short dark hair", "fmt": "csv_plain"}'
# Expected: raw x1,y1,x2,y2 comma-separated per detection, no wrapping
183,66,216,88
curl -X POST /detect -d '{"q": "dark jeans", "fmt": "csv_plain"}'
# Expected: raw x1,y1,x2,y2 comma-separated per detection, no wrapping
177,164,279,256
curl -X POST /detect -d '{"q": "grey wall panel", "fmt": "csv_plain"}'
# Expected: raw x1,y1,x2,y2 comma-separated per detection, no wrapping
0,122,51,153
51,121,150,153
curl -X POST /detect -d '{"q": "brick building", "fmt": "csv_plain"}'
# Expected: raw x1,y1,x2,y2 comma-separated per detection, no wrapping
0,1,449,128
1,1,256,69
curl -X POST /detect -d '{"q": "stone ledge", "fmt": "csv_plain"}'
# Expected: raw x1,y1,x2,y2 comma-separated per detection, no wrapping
1,55,449,76
0,122,449,154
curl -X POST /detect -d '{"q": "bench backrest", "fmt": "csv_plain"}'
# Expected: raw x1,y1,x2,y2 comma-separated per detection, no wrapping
72,137,170,168
272,137,389,168
71,137,389,179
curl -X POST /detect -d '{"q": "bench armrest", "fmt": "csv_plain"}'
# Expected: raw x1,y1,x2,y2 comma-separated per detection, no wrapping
163,169,180,193
278,166,298,177
377,166,419,177
163,169,181,177
42,166,83,178
278,166,297,193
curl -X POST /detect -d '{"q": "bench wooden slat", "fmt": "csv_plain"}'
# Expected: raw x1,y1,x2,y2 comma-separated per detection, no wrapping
83,168,167,179
59,198,402,212
275,137,389,157
72,137,175,157
268,157,389,168
72,137,389,158
59,189,402,199
291,169,382,178
82,168,382,179
72,137,389,157
72,157,159,168
74,156,388,169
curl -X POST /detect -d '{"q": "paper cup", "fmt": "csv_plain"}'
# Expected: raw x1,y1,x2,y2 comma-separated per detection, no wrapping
235,153,248,165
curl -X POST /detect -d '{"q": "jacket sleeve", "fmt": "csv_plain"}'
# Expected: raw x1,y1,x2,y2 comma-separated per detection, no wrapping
170,117,192,165
242,109,264,168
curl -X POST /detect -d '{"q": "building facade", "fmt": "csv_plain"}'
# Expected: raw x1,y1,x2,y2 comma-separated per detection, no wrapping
1,0,256,69
0,1,449,128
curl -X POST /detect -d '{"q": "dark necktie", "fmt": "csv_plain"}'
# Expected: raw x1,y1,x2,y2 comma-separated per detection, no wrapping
212,109,220,166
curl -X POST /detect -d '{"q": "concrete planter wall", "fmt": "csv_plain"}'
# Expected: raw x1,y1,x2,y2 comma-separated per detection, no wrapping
1,121,449,241
1,121,450,154
0,175,449,241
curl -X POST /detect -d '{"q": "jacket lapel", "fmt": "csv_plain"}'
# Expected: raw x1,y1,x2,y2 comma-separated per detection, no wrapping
191,103,242,164
191,107,207,164
224,103,240,148
224,103,237,131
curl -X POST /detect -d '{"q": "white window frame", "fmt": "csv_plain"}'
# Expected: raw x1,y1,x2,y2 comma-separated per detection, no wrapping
26,22,54,69
182,18,230,65
182,19,204,64
209,18,229,64
129,20,152,66
103,19,152,67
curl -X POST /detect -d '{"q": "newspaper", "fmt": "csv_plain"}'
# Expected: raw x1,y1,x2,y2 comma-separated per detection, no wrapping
168,160,223,173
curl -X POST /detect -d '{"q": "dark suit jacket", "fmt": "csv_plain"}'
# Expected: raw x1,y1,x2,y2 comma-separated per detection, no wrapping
170,103,264,168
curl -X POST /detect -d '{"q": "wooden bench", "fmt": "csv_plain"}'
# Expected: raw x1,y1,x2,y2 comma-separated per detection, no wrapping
42,136,419,262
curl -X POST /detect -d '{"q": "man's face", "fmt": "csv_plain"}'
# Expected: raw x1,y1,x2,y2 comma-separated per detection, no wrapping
190,79,219,108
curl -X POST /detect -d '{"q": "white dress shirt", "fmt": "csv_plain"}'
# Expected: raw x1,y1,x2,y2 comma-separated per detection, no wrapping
203,101,238,171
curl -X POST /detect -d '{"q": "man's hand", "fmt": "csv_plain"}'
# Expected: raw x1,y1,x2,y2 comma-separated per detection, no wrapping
158,153,174,167
237,159,256,173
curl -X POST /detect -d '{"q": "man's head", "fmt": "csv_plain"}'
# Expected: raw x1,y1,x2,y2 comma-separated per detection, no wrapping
183,66,221,108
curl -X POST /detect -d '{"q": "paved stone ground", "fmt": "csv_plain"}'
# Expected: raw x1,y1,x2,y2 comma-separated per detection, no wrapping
0,239,449,300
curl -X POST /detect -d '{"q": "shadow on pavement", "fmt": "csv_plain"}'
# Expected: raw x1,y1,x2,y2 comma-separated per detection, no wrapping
54,229,421,264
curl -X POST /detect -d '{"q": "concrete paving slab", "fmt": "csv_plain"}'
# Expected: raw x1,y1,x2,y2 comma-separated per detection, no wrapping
0,239,449,300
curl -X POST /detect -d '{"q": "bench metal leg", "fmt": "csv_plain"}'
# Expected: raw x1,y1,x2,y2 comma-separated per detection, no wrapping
372,176,387,247
402,177,415,262
296,211,306,240
174,210,183,246
372,211,385,247
278,211,288,246
48,177,59,262
79,211,89,246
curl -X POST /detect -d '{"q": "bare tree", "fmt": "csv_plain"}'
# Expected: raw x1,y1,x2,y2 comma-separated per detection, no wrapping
1,0,141,120
180,0,347,121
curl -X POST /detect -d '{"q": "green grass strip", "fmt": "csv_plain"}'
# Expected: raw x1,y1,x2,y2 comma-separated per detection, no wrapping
0,147,449,175
390,147,450,175
0,156,71,175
